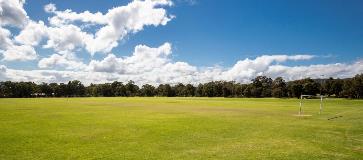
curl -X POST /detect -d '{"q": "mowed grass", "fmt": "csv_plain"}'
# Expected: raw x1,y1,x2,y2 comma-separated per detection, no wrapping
0,98,362,159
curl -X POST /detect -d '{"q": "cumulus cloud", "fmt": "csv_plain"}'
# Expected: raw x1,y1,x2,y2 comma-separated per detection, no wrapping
44,3,56,13
1,0,174,62
0,24,39,61
87,42,195,83
221,55,316,83
0,0,28,27
43,24,92,52
2,54,363,85
15,20,48,46
2,68,124,85
86,0,174,54
0,27,12,49
89,42,173,74
0,64,7,80
38,52,87,70
87,42,198,84
265,61,363,81
0,0,362,85
89,54,124,73
44,0,174,54
1,42,362,85
46,6,106,26
0,26,38,61
2,44,37,61
0,0,39,61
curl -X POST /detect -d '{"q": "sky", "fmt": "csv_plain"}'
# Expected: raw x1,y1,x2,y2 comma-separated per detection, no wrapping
0,0,363,85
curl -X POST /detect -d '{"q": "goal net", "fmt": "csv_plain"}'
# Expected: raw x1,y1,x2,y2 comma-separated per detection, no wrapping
298,95,326,116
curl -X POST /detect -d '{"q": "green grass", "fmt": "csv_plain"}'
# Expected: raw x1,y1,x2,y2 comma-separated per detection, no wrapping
0,97,362,159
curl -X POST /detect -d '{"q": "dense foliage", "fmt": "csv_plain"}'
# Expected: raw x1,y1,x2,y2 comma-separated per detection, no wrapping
1,74,363,98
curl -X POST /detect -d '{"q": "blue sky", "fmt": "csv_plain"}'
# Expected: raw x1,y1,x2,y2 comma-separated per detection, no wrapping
0,0,363,84
21,0,363,66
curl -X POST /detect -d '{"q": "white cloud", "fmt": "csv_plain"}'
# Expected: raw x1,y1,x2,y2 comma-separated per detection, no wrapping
44,3,56,13
0,0,362,85
0,25,39,61
15,20,48,46
288,55,315,61
265,61,363,81
48,10,106,26
43,24,92,52
1,50,363,85
1,40,362,85
0,64,7,80
0,23,39,62
2,44,37,61
0,0,28,27
1,0,174,62
45,3,106,26
38,52,87,70
0,27,12,49
89,42,175,75
87,43,198,85
2,68,122,85
220,55,316,83
0,26,39,62
44,0,174,54
84,0,174,54
4,43,197,85
0,0,39,61
89,54,124,73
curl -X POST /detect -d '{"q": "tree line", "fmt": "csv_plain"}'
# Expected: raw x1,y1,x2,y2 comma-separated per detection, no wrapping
1,74,363,99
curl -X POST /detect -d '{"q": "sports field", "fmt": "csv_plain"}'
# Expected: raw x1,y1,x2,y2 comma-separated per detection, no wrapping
0,98,362,159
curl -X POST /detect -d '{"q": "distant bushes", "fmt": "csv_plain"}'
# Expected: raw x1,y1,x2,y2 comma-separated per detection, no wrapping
1,74,363,99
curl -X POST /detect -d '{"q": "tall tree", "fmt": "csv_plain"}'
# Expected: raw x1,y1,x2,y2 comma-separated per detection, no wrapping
301,78,320,95
1,74,363,99
139,84,155,97
331,79,343,97
125,81,139,97
202,82,215,97
251,76,272,97
174,83,186,97
184,84,195,97
39,83,52,97
67,80,85,97
112,81,126,96
195,84,203,97
222,81,234,97
243,85,252,97
352,74,363,98
272,77,287,98
157,84,175,97
288,82,303,98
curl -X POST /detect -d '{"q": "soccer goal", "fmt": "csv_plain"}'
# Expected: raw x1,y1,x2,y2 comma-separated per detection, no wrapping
298,95,326,116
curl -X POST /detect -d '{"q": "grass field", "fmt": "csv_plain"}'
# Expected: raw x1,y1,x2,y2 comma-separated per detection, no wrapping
0,98,362,159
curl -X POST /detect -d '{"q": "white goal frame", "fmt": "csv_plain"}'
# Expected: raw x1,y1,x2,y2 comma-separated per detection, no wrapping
299,95,326,115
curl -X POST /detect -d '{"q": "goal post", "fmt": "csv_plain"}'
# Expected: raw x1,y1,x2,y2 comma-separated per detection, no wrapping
319,95,324,114
299,95,326,116
299,95,311,115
